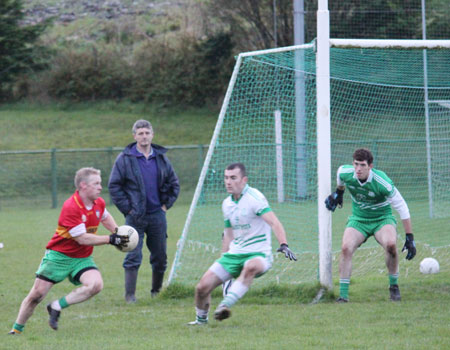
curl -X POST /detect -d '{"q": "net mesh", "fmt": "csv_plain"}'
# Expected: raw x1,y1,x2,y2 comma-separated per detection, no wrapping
170,44,450,288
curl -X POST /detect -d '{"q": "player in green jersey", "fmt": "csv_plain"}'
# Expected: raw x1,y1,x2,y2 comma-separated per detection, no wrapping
325,148,416,302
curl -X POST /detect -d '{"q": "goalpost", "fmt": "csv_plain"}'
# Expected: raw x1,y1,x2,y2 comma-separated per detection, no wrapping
168,20,450,290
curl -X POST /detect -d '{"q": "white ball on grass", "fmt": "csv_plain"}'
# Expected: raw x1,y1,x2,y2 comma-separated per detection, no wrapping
419,257,440,274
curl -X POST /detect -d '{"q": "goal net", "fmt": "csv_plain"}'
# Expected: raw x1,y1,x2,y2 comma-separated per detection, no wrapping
168,40,450,289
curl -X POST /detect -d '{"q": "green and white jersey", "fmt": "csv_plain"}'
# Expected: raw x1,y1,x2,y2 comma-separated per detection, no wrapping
222,184,272,256
337,165,398,219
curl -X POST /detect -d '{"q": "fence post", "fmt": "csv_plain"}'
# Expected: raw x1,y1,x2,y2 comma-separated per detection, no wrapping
51,148,58,208
108,147,114,205
197,145,204,176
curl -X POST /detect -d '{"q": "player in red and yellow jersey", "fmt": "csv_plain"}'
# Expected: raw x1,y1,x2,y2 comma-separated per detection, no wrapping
9,168,129,335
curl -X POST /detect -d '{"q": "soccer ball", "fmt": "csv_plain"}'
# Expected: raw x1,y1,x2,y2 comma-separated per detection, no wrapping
115,225,139,252
419,257,440,274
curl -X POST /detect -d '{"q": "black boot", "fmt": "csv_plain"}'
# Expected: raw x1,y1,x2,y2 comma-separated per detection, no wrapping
151,271,164,297
124,268,138,303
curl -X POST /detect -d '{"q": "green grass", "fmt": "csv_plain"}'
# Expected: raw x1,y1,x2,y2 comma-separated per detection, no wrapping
0,102,218,150
2,205,450,350
1,102,450,348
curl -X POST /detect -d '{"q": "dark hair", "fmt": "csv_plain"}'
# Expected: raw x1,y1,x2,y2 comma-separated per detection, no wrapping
226,162,247,177
353,148,373,165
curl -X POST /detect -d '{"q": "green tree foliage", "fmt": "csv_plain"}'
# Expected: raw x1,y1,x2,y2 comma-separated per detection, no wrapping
46,46,131,101
128,32,234,106
0,0,50,100
46,32,234,106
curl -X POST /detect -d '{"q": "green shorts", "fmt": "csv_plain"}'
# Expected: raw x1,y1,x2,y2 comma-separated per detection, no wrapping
215,252,269,279
346,215,397,238
36,250,98,286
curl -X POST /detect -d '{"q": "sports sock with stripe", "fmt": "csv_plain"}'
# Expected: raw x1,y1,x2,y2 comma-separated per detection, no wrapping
11,322,24,334
389,273,399,286
219,280,249,308
339,278,350,299
195,307,208,322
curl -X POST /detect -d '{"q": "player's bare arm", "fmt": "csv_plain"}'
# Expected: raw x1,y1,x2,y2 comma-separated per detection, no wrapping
261,211,287,245
101,212,119,233
261,211,297,261
74,232,111,246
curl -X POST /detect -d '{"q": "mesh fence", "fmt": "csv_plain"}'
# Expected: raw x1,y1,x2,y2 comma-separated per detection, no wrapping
0,146,207,210
303,1,450,42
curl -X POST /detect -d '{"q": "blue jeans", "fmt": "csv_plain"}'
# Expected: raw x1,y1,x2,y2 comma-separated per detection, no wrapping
123,209,167,274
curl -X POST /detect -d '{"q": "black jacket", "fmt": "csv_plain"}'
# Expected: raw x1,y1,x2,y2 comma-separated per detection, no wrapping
108,142,180,218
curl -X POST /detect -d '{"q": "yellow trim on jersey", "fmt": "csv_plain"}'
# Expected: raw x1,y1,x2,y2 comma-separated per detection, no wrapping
56,226,73,239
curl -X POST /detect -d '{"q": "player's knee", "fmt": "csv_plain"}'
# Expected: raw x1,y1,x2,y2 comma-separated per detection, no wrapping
242,262,261,278
28,284,49,304
195,281,209,298
341,243,354,258
386,242,397,257
28,291,46,305
87,279,103,296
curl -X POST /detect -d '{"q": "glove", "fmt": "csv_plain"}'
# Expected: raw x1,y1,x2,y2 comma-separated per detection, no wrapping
109,233,129,247
277,244,297,261
402,233,416,260
324,188,345,212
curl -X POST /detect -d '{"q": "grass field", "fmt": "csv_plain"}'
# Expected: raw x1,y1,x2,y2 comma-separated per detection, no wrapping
0,102,218,150
1,102,449,348
2,203,450,350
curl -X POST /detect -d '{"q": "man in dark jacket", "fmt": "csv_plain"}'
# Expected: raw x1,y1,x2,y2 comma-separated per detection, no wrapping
108,119,180,303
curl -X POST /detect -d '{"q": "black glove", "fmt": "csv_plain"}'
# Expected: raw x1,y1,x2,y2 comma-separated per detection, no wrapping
325,188,345,212
277,244,297,261
109,233,129,247
402,233,416,260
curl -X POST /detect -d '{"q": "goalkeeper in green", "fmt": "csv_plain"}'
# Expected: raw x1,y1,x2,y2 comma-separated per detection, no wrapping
325,148,416,302
188,162,296,325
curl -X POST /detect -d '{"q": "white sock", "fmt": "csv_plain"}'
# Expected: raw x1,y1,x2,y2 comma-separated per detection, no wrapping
195,307,208,319
220,280,249,308
51,300,62,311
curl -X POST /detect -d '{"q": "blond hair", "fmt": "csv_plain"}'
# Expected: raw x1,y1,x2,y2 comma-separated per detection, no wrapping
74,167,101,190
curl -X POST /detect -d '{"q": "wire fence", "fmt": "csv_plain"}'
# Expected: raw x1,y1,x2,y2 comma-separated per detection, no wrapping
0,145,208,210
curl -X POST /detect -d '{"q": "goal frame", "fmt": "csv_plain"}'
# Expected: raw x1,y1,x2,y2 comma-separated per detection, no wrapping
167,4,450,289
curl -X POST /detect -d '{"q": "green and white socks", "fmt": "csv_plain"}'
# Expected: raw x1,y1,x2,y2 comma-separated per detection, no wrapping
51,296,69,311
10,322,24,334
389,273,399,286
339,273,399,301
194,307,208,324
219,280,249,308
339,278,350,300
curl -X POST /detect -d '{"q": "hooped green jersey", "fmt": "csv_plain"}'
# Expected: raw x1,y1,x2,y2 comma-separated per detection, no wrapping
337,165,396,219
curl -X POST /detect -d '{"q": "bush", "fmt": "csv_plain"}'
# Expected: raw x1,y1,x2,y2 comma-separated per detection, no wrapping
26,32,234,107
46,46,132,101
127,33,234,106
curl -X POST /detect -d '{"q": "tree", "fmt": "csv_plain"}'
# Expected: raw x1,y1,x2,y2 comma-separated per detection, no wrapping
197,0,294,51
0,0,50,100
